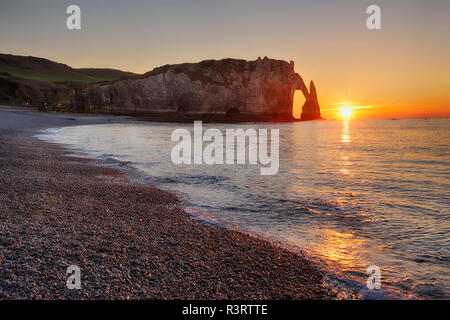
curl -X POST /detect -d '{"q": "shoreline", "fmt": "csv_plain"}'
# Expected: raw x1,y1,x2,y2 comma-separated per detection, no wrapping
0,105,325,123
0,107,336,299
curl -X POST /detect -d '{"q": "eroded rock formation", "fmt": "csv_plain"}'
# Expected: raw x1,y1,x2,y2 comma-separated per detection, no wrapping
67,57,322,121
300,81,322,120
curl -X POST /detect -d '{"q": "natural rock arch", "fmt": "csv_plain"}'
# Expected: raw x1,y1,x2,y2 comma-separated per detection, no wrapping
291,71,322,121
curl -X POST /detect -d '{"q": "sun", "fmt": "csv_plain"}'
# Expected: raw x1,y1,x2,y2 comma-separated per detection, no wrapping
339,107,352,119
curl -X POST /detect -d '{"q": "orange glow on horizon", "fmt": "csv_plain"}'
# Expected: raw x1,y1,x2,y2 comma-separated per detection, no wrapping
321,103,379,120
319,100,450,120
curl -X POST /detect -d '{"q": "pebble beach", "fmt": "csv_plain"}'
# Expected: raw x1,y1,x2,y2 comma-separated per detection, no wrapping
0,107,335,299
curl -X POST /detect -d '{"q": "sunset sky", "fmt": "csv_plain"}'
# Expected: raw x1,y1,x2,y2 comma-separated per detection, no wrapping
1,0,449,119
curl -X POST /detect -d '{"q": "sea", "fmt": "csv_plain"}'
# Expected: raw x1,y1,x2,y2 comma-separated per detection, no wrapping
37,118,450,299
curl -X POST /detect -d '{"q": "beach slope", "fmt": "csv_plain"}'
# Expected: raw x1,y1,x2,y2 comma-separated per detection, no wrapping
0,108,333,299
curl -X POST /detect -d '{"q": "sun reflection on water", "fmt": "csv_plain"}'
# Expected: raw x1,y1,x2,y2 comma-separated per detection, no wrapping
310,228,366,272
341,120,351,143
339,120,352,175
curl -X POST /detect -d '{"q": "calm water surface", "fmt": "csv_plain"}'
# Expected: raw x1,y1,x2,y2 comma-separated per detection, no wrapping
38,118,450,299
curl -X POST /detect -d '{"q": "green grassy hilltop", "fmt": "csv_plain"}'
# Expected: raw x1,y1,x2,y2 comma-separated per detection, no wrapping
0,53,139,108
0,53,137,83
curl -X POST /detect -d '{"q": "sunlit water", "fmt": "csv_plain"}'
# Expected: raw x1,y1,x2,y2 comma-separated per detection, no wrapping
38,118,450,299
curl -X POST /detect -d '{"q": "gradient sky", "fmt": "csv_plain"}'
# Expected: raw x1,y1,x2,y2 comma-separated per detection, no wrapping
1,0,449,119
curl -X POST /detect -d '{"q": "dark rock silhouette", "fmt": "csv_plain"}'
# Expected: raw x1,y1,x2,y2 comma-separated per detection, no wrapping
300,81,322,121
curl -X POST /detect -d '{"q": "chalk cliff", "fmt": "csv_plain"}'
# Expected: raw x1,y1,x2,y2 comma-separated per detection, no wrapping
67,57,322,121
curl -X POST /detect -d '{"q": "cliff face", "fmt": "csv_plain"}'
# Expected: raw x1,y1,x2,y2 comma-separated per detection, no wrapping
67,57,321,120
0,53,137,110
